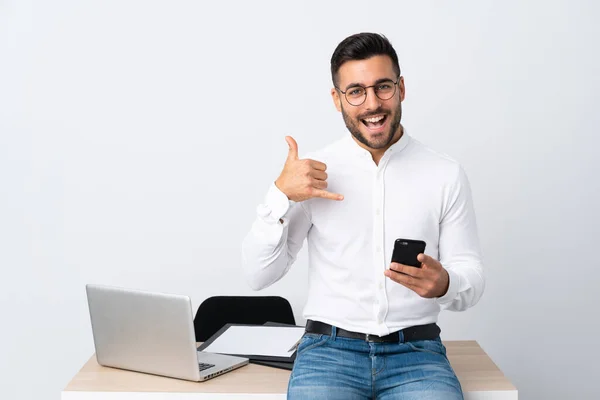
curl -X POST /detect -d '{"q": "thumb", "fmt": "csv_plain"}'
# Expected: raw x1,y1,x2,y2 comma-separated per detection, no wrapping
418,254,437,269
285,136,299,161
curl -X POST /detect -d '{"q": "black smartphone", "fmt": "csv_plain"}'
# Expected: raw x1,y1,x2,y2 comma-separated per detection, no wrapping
391,239,426,268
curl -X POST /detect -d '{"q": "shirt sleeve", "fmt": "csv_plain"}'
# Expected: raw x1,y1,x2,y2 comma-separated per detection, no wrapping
241,183,312,290
435,166,485,311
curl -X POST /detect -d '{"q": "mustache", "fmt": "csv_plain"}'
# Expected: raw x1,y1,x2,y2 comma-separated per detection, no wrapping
358,108,389,120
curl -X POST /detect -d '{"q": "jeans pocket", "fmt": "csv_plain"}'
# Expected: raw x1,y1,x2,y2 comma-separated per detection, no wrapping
297,333,330,356
406,337,447,357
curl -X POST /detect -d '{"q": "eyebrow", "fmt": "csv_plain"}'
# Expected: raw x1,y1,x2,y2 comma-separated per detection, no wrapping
344,77,395,91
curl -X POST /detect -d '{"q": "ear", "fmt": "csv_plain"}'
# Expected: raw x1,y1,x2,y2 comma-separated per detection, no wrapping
398,76,406,102
331,88,342,112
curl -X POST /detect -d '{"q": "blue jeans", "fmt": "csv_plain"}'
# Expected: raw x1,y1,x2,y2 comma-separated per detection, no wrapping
287,326,463,400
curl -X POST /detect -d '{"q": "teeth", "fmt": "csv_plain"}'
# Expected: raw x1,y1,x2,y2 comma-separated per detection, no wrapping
364,115,384,123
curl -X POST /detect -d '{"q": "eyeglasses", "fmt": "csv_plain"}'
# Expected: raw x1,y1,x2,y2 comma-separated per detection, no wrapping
335,75,401,106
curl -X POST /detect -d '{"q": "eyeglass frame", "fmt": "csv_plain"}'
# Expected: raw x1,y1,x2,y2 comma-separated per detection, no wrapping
334,75,402,106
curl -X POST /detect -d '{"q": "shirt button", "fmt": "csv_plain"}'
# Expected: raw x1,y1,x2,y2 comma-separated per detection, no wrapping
376,246,382,253
375,208,381,215
379,282,384,290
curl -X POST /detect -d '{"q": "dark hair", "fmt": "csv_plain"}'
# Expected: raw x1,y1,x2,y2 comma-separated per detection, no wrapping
330,33,401,86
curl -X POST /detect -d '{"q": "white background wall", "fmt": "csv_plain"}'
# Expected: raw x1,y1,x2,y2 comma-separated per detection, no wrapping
1,0,599,399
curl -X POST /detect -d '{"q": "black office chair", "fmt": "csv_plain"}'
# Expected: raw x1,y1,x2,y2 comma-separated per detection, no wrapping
193,296,296,342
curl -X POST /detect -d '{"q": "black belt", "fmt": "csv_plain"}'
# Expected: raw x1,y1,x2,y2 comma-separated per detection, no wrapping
305,320,441,343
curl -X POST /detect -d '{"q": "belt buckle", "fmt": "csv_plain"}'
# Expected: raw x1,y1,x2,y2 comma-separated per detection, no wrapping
366,333,393,343
365,334,379,342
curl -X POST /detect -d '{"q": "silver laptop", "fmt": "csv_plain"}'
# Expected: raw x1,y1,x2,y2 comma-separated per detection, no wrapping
85,284,249,382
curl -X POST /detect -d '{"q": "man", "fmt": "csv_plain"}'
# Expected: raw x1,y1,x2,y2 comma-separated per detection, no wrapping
242,32,484,400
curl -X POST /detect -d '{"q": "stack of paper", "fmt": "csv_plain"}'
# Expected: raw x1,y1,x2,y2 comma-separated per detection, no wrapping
197,323,306,370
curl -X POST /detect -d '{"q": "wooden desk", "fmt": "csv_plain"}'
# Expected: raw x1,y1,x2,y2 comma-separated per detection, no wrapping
62,341,517,400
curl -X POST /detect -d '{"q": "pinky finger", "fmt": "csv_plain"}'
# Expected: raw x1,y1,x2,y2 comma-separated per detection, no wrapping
313,189,344,201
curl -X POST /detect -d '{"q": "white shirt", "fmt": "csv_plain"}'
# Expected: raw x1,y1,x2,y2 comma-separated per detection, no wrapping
242,132,485,336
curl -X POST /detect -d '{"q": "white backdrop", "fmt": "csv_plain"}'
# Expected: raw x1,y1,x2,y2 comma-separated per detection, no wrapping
1,1,599,399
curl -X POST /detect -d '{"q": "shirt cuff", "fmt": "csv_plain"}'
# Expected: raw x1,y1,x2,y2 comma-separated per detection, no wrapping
435,268,460,307
256,183,292,224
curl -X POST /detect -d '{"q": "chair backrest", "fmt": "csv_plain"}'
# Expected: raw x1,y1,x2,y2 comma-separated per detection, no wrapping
193,296,296,342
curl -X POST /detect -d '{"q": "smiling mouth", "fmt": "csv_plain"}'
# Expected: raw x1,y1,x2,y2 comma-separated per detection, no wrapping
361,114,388,131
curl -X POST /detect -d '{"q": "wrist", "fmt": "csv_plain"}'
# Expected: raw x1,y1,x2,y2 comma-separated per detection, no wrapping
274,179,290,200
437,269,450,298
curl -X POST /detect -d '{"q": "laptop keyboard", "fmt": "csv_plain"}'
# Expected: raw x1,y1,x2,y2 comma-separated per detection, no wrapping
199,362,215,372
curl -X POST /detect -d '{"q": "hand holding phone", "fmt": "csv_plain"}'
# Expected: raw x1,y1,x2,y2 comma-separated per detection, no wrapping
391,239,426,268
387,239,450,298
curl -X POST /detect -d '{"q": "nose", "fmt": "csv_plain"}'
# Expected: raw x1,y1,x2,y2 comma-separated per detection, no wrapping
363,87,381,110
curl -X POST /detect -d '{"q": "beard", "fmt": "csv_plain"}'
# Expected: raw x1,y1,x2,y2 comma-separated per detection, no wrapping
341,101,402,150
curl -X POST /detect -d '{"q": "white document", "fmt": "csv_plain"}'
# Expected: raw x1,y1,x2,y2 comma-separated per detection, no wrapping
202,325,305,358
